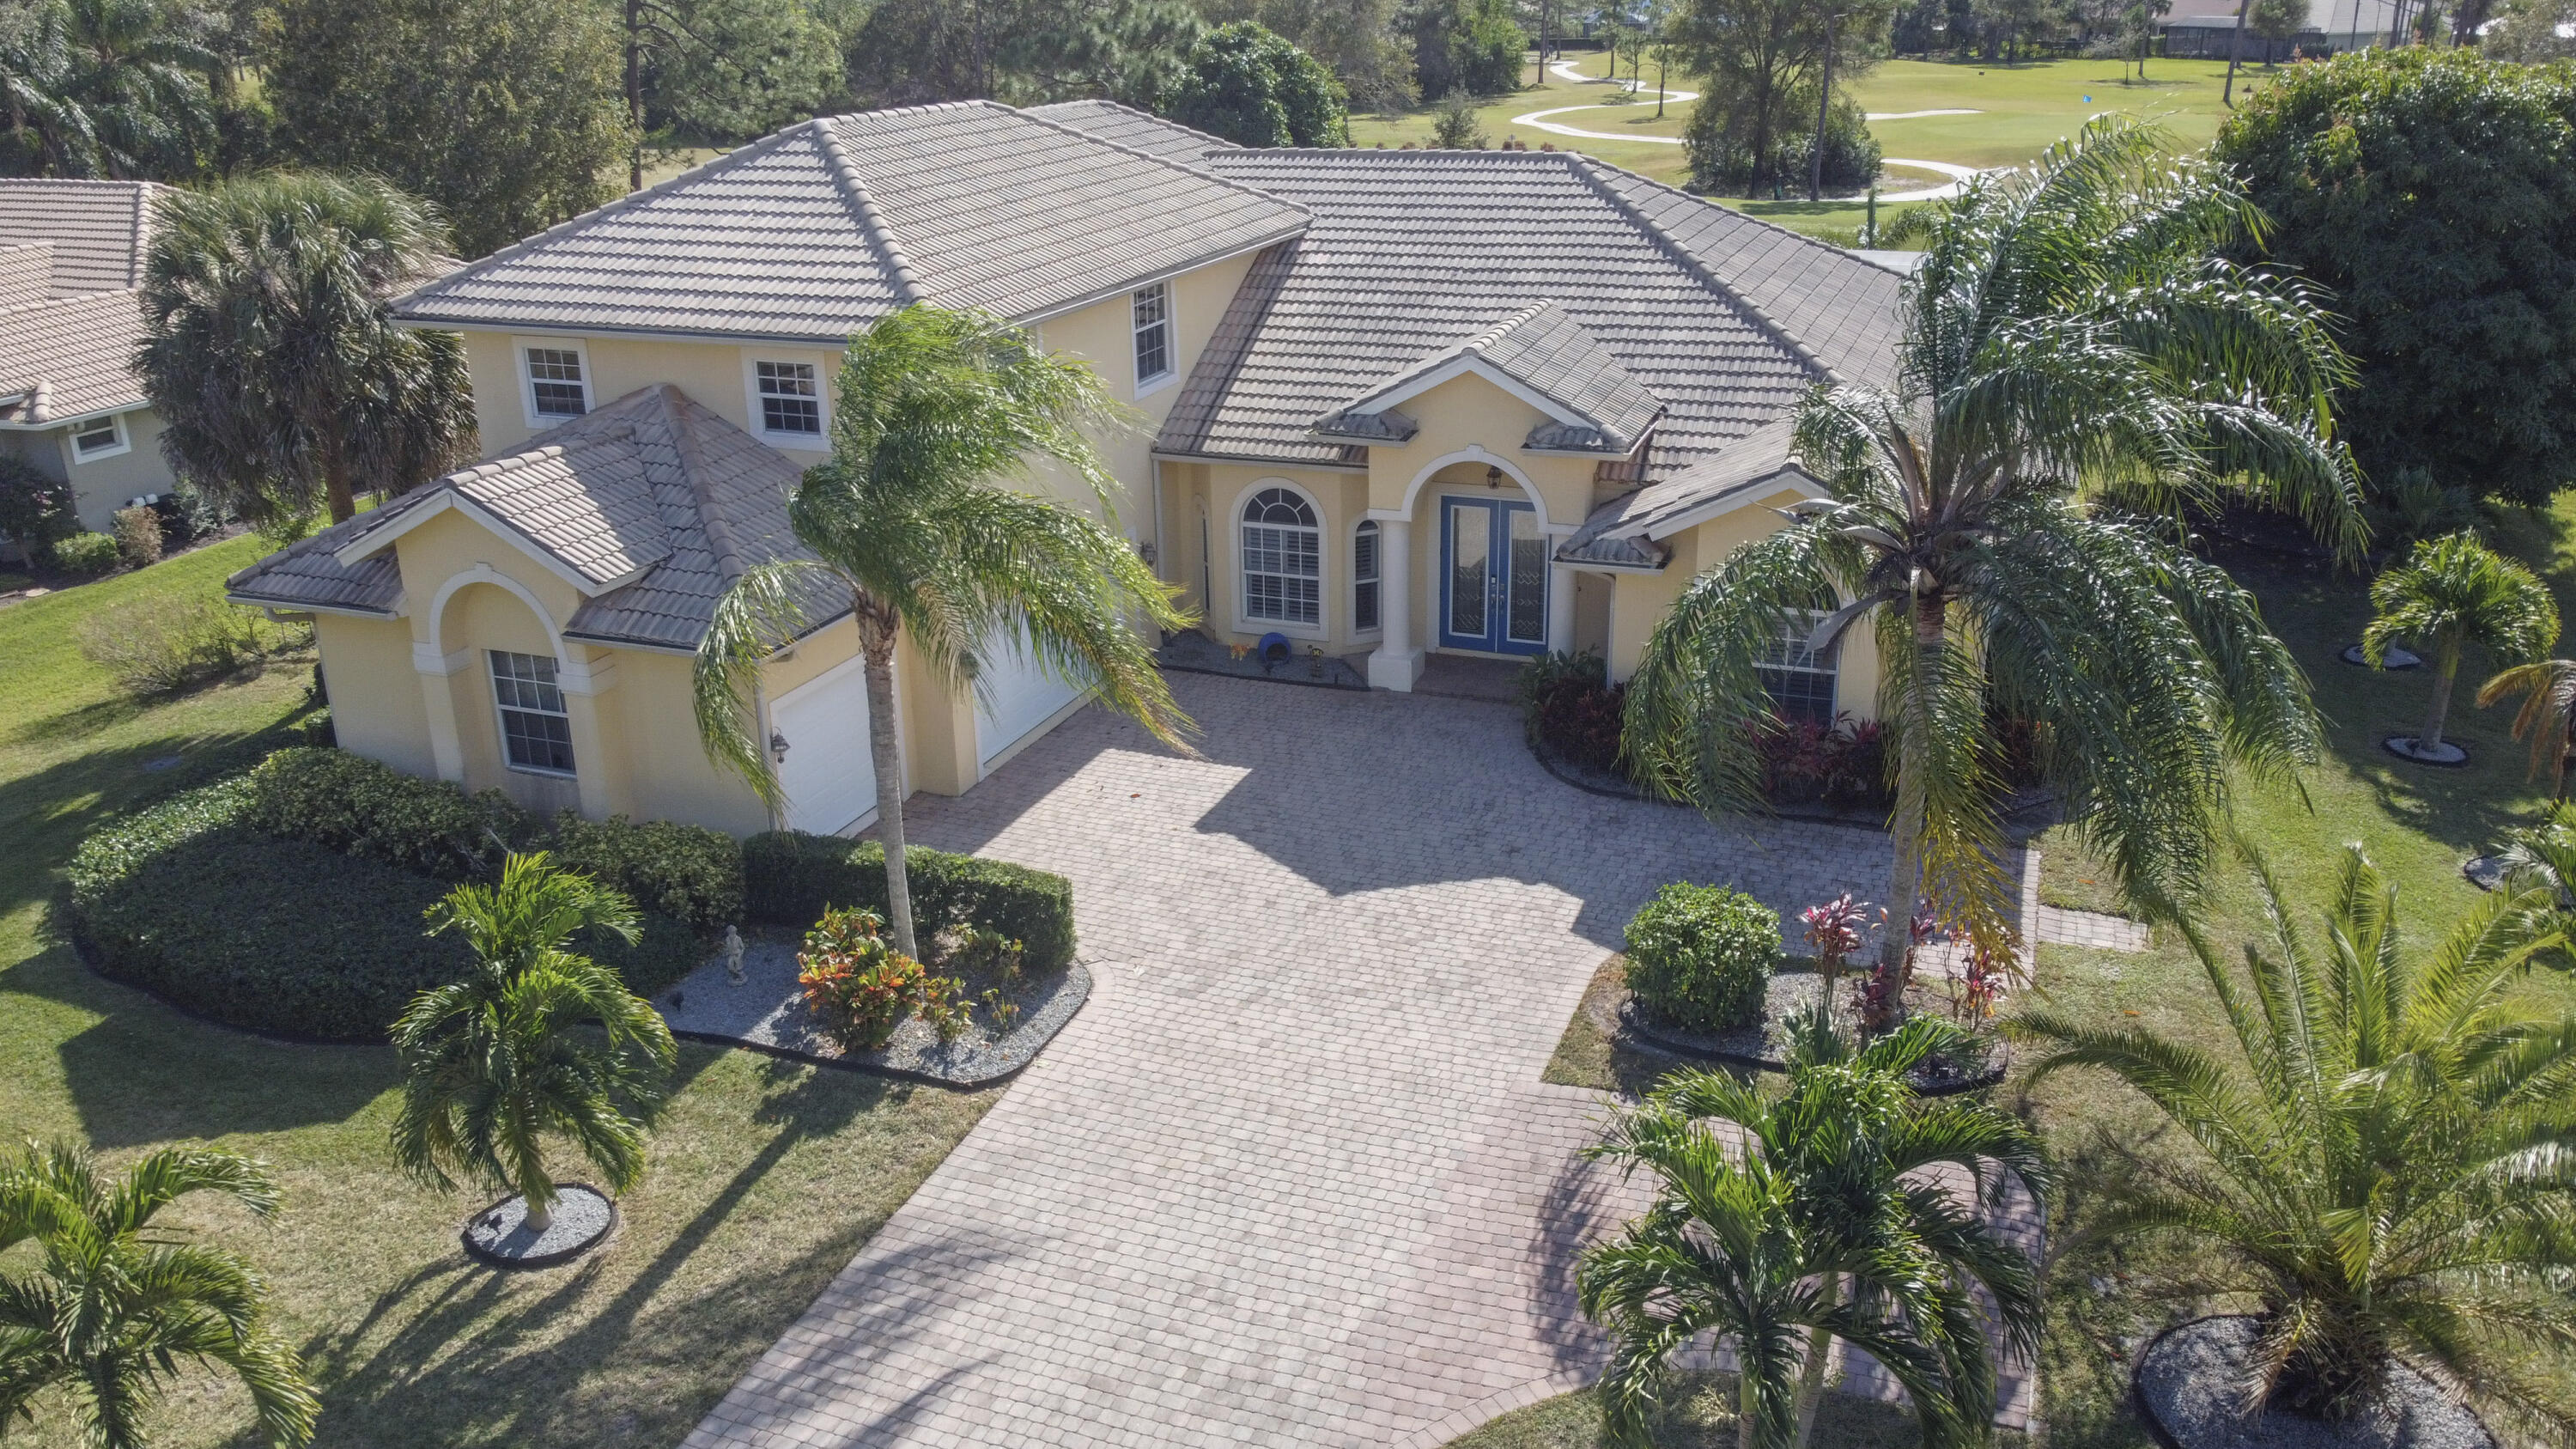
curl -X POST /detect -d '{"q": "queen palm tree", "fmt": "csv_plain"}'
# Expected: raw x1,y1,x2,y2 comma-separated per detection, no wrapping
2365,531,2559,762
0,1140,319,1448
2477,656,2576,798
2009,845,2576,1435
1580,1014,2050,1449
392,853,676,1234
694,303,1194,959
136,171,477,528
1625,119,2363,965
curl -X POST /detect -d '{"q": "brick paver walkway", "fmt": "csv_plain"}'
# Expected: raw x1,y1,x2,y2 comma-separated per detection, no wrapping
683,674,1995,1449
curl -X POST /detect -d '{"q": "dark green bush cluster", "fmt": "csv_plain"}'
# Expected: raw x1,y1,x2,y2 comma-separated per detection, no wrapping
1623,882,1783,1033
551,811,744,931
744,831,1077,972
50,533,122,576
239,746,537,880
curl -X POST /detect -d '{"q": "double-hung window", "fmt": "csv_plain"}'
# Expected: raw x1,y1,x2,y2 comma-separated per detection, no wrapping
1241,487,1320,627
1755,611,1840,728
1352,519,1381,632
755,361,823,437
490,650,576,775
67,415,125,460
1132,282,1172,392
526,346,589,418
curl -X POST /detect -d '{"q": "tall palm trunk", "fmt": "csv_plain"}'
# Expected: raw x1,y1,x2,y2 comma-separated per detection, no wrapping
321,435,356,523
1737,1355,1762,1449
856,606,920,959
1883,593,1945,969
1810,7,1835,204
2221,0,2253,106
1789,1270,1842,1449
2423,629,2463,753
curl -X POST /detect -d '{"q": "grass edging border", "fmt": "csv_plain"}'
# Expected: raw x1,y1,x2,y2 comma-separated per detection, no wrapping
665,961,1094,1091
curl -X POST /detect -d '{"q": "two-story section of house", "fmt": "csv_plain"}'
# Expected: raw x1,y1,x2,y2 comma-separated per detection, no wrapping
227,98,1909,838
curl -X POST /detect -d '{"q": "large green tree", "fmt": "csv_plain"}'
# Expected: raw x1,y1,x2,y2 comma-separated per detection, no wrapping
0,0,229,179
265,0,631,257
1625,120,2361,965
1200,0,1410,112
1669,0,1820,198
847,0,1206,107
2011,846,2576,1436
616,0,845,189
1580,1015,2049,1449
136,171,478,527
695,304,1193,959
1160,20,1348,147
1400,0,1522,101
0,1142,319,1448
392,853,677,1234
2214,49,2576,506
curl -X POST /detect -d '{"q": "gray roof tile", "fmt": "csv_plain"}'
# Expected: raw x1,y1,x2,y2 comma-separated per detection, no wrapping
0,288,148,423
1021,100,1238,167
396,102,1307,340
0,179,163,296
1338,299,1662,453
1556,414,1820,568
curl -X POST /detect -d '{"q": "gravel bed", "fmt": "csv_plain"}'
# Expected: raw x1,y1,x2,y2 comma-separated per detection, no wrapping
2136,1317,2495,1449
461,1184,616,1269
654,939,1090,1087
2340,643,2421,670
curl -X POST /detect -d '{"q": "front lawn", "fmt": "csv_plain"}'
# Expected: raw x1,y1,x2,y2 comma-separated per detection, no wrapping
0,536,991,1447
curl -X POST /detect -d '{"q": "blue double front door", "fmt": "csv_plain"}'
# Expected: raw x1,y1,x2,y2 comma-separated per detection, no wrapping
1439,496,1550,656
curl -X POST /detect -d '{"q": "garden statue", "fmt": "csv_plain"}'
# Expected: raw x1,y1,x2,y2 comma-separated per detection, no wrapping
723,924,745,986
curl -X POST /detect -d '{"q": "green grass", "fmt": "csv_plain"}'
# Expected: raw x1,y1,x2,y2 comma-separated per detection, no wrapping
0,537,992,1447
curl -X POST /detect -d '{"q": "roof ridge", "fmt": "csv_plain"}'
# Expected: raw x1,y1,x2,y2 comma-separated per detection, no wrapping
394,127,812,313
1006,104,1314,222
125,182,149,287
1461,300,1556,354
1024,98,1242,154
1559,154,1832,384
808,117,927,305
658,385,753,588
1575,152,1892,271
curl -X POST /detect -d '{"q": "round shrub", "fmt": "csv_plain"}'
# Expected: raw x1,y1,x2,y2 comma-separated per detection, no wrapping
1622,882,1782,1032
50,532,121,576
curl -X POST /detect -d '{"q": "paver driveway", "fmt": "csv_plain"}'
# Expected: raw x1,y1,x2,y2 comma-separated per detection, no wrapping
685,673,1916,1449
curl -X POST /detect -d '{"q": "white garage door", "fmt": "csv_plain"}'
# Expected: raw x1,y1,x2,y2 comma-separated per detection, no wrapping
974,635,1084,769
772,657,878,836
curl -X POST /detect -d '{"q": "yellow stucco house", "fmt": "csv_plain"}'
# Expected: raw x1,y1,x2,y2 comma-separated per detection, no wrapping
227,98,1905,837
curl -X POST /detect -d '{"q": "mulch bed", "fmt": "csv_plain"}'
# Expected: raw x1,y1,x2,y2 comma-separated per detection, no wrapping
2133,1316,2497,1449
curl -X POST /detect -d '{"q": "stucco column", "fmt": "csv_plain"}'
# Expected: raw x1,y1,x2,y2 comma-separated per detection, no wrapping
1547,561,1577,658
556,651,618,820
413,641,468,783
1366,514,1424,691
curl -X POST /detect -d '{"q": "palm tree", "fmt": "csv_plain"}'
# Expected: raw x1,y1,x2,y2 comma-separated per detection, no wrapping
1580,1014,2050,1449
2364,531,2559,762
2478,656,2576,798
694,303,1194,959
0,0,220,180
136,171,477,528
392,853,676,1234
2009,845,2576,1435
0,1140,319,1448
1625,119,2363,965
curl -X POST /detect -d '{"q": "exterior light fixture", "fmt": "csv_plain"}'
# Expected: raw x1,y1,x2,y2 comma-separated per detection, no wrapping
769,729,790,765
1485,465,1503,489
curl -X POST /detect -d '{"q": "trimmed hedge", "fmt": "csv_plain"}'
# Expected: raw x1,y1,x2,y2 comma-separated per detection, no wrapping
552,811,744,932
70,776,702,1042
1623,883,1782,1033
239,746,536,880
743,831,1076,971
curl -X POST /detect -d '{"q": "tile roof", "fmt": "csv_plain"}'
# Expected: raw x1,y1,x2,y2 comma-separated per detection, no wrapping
0,179,162,296
1158,149,1901,477
1556,415,1820,569
395,101,1308,341
1021,100,1238,167
0,288,149,424
1333,300,1662,454
228,386,848,650
0,244,52,311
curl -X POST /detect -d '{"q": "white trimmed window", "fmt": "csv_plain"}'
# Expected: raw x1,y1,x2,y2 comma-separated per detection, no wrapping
490,650,576,775
67,414,126,461
1133,282,1173,392
1352,519,1381,632
525,346,589,418
1241,487,1320,627
1756,611,1839,727
754,360,823,436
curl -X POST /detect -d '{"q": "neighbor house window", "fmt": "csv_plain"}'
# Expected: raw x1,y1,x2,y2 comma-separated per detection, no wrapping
1352,519,1381,632
1133,282,1172,390
68,415,125,460
1756,611,1839,728
489,650,575,775
526,347,589,417
755,361,822,436
1241,487,1319,627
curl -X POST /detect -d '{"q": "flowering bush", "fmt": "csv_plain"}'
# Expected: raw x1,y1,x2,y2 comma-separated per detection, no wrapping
1520,649,1628,775
798,906,935,1051
1747,714,1889,809
1799,892,1869,994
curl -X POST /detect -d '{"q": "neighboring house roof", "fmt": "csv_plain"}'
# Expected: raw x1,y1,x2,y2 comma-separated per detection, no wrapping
1555,415,1823,569
228,385,847,650
1022,100,1238,167
394,101,1309,343
0,179,163,297
2160,0,2396,27
0,288,148,426
1322,301,1665,456
0,243,52,311
1157,149,1903,477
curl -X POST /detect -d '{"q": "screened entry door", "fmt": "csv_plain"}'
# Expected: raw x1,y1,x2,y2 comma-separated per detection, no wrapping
1438,497,1549,655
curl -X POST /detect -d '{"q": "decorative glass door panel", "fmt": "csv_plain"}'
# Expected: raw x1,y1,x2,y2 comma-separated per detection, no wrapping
1439,497,1549,655
1506,508,1547,648
1444,498,1488,640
